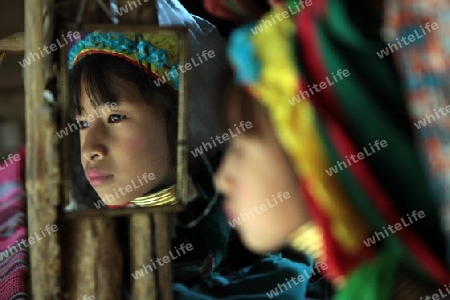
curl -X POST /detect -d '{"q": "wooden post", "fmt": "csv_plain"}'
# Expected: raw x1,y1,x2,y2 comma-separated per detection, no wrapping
61,218,122,300
154,214,172,300
130,214,157,299
24,0,60,299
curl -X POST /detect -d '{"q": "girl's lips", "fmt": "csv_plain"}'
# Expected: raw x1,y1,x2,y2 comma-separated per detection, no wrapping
223,201,236,222
88,175,114,187
85,169,114,186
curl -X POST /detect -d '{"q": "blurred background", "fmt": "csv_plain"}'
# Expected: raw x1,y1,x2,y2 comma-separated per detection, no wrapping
0,1,25,159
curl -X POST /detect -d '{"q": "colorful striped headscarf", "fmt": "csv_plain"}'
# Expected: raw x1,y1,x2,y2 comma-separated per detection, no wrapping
226,0,449,298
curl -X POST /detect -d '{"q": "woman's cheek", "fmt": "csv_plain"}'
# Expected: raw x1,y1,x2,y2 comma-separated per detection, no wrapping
126,138,144,150
236,178,261,209
120,129,148,150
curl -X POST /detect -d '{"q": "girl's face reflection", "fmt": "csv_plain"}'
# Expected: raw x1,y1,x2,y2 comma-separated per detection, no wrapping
77,78,172,206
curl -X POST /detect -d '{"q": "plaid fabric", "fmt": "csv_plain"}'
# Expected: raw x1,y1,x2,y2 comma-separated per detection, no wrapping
383,0,450,264
0,146,28,300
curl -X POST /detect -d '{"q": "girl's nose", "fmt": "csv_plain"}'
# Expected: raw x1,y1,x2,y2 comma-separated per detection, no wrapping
214,158,234,195
80,125,107,163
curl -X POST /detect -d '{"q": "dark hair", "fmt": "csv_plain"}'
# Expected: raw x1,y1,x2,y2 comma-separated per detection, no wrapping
68,54,178,208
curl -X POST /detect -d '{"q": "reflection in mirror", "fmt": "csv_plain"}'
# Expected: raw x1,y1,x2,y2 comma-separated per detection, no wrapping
62,27,187,213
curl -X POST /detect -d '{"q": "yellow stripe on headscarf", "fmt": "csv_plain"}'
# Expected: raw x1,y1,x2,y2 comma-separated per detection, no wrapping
249,7,369,254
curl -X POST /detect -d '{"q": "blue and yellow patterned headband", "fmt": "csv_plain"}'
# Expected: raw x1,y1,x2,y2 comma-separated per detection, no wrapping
68,32,180,90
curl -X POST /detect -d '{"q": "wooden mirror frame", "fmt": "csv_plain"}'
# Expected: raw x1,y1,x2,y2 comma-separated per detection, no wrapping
58,24,188,218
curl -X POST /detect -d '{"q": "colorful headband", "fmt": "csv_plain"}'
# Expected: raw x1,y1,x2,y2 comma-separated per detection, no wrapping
68,32,180,90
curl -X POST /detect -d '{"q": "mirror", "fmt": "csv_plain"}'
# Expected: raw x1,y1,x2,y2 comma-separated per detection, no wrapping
58,25,188,216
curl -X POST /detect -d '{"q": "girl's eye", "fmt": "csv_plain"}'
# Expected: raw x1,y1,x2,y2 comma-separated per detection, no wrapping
108,114,126,123
77,120,90,129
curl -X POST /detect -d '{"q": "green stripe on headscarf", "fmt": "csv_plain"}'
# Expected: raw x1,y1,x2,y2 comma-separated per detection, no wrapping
335,246,402,300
